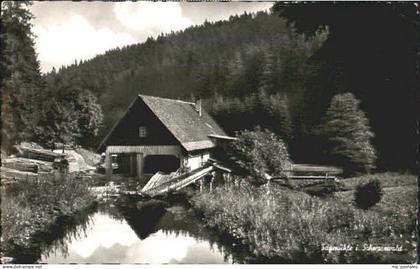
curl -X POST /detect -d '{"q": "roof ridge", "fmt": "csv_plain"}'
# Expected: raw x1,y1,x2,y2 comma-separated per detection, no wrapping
138,94,195,105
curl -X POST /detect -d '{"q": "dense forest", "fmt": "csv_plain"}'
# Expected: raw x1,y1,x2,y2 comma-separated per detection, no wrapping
43,11,326,148
43,10,329,163
2,2,418,172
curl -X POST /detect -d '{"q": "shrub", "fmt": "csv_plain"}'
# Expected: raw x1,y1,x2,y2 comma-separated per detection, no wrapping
354,179,383,210
228,127,291,185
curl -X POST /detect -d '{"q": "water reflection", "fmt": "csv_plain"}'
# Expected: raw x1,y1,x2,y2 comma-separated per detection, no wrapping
40,204,230,264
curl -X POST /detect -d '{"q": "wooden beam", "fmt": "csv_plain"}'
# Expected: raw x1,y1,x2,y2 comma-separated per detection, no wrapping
136,153,144,179
271,175,337,181
105,150,112,180
129,154,134,176
107,145,181,155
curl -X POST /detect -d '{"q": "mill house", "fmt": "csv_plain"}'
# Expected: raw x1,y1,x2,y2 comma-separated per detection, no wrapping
99,94,234,185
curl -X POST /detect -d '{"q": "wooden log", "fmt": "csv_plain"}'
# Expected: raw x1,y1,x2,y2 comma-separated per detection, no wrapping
2,160,38,173
16,146,65,162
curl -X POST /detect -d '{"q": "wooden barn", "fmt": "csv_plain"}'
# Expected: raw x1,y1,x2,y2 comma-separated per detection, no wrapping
99,95,233,184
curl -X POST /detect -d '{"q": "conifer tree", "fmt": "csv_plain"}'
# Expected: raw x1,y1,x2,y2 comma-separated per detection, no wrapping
321,93,376,174
226,52,245,96
257,47,277,94
258,91,293,142
1,1,46,150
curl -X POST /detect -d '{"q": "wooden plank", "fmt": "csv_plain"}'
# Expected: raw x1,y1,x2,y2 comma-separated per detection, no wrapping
208,134,237,140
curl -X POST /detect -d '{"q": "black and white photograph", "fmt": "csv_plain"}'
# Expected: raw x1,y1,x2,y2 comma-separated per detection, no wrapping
0,1,418,265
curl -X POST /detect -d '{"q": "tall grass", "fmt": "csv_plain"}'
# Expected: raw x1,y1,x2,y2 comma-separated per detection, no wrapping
192,179,416,263
1,172,95,255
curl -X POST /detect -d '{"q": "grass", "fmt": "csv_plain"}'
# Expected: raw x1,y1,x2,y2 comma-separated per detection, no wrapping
1,172,96,258
192,173,417,263
339,172,416,190
336,173,416,220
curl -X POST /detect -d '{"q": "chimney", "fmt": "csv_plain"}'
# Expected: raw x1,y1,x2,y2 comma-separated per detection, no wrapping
195,99,202,116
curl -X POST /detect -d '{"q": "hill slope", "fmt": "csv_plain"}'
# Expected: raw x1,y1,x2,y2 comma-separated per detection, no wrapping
43,11,326,147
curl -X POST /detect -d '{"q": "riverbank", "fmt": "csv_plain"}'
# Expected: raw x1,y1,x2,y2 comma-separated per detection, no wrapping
191,173,416,263
1,172,97,263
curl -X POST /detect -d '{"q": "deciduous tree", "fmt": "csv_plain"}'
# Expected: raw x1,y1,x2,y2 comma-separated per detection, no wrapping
228,128,291,184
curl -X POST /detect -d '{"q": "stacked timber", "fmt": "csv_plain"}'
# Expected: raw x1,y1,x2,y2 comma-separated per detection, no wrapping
0,167,40,183
15,146,65,162
2,157,53,173
1,144,61,183
2,159,39,173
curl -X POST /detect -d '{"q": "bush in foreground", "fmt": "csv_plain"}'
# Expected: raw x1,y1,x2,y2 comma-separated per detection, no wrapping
354,179,383,210
1,173,95,253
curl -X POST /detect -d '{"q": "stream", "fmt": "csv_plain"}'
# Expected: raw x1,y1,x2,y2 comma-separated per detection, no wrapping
31,195,248,264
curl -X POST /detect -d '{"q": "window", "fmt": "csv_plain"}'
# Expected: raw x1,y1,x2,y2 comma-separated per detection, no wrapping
138,126,147,138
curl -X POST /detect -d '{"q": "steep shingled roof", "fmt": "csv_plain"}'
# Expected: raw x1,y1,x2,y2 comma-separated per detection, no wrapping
139,95,226,151
99,95,227,152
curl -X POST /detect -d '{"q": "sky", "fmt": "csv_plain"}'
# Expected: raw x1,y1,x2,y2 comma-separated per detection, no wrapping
29,1,273,73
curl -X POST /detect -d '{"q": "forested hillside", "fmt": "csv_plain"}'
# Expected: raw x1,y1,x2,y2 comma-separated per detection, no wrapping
43,11,325,147
43,4,418,171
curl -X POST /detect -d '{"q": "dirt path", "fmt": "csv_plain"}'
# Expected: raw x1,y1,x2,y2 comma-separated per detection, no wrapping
53,149,97,173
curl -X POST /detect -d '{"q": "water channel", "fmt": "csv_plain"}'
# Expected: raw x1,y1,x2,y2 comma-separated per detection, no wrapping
28,195,252,264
